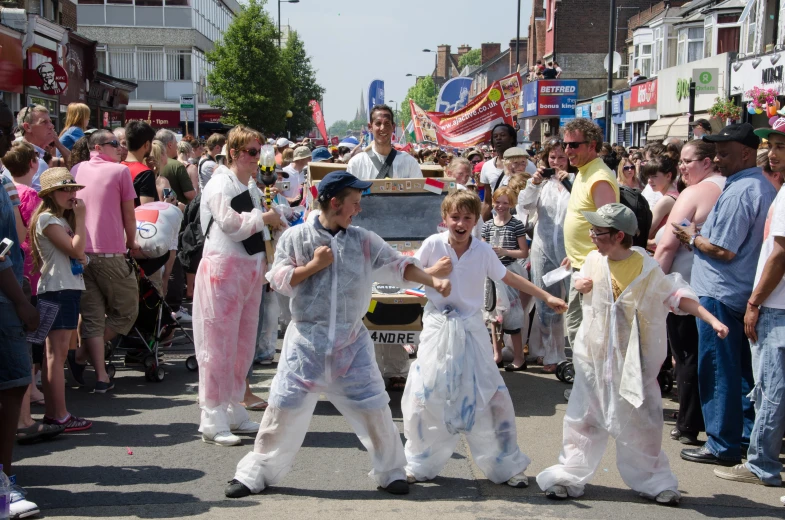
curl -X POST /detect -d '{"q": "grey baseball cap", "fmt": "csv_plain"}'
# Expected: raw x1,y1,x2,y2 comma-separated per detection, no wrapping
582,203,639,236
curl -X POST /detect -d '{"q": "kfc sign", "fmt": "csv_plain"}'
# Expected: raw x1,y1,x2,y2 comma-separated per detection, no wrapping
630,79,657,110
25,61,69,96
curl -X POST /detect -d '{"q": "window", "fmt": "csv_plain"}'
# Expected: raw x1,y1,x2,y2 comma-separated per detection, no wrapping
107,0,132,4
136,0,163,5
78,0,104,4
96,45,107,74
166,49,192,80
108,46,135,80
704,18,713,58
137,47,165,81
677,30,686,65
677,27,704,64
637,44,652,77
165,0,189,5
653,27,663,74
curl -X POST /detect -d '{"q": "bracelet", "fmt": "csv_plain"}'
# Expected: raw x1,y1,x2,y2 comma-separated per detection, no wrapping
748,300,761,309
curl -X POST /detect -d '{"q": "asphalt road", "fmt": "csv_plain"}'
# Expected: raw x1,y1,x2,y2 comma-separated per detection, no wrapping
13,338,785,519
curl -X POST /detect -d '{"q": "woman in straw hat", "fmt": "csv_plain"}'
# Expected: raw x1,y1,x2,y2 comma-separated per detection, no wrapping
29,168,92,432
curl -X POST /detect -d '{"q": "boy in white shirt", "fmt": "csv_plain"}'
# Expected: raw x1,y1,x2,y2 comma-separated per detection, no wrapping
402,190,567,487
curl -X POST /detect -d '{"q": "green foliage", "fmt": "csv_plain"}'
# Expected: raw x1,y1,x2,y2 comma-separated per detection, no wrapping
400,75,438,127
283,30,325,137
328,118,365,137
206,0,323,136
458,48,481,70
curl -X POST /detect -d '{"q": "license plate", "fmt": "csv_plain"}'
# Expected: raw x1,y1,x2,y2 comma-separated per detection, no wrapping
369,330,420,345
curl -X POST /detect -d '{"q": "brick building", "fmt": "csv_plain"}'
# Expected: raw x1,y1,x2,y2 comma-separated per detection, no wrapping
465,39,528,98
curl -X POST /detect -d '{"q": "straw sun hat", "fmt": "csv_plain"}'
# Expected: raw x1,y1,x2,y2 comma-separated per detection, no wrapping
37,167,84,198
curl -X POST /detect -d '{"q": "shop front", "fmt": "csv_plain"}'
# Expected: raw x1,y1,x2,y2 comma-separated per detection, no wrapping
520,79,578,142
655,53,731,140
612,91,630,146
626,79,658,147
730,50,785,129
87,72,136,130
59,33,96,120
590,95,607,138
0,25,24,111
23,16,69,131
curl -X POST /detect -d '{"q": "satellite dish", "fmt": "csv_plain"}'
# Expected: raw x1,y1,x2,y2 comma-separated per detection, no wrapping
604,52,622,73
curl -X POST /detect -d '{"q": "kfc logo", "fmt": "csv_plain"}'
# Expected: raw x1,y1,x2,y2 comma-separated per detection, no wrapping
26,62,69,95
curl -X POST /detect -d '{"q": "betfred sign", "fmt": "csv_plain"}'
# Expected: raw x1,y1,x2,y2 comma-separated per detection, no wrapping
630,79,657,110
521,79,578,118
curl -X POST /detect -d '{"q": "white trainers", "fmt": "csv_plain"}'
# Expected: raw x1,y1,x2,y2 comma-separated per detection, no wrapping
202,431,242,446
231,419,261,434
653,490,680,506
506,471,529,488
545,484,569,499
175,308,193,322
10,489,40,518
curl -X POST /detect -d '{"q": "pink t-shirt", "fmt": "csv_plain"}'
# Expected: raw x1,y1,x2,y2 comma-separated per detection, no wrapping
16,183,41,295
72,152,136,254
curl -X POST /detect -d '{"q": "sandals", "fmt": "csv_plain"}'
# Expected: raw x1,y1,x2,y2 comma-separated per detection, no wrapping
17,422,65,445
542,364,558,374
244,400,269,411
387,376,407,392
43,414,93,433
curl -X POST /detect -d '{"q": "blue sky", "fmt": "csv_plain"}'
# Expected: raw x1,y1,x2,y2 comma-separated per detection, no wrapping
270,0,534,127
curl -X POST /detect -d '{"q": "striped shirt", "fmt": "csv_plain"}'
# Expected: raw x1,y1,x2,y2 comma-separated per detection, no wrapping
482,216,526,265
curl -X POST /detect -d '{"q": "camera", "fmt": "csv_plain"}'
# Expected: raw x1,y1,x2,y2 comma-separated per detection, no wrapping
276,181,291,192
541,168,555,179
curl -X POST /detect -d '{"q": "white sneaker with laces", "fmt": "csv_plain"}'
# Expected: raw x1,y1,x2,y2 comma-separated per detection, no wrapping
506,471,529,488
175,308,193,322
10,489,40,518
231,419,261,434
202,431,242,446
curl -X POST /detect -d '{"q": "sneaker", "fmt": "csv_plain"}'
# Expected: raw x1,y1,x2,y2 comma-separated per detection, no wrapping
380,479,409,495
713,464,766,485
649,490,680,506
225,479,252,498
94,380,115,394
202,431,241,446
231,419,260,435
175,308,192,322
507,471,529,488
43,414,92,433
10,488,39,519
66,350,86,386
545,485,569,500
406,473,417,484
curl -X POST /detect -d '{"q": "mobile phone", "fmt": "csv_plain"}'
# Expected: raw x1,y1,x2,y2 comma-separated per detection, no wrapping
162,188,173,199
276,181,290,192
542,168,555,178
0,237,13,257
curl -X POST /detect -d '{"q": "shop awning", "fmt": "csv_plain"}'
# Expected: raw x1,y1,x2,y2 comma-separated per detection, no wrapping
647,116,679,141
667,116,691,140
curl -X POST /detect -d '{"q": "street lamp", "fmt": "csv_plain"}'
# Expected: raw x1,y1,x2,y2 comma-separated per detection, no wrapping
286,109,293,139
278,0,300,49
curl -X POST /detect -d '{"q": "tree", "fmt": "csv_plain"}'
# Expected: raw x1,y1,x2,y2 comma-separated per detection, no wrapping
400,75,437,127
458,48,481,70
206,0,293,134
328,120,350,136
283,30,325,138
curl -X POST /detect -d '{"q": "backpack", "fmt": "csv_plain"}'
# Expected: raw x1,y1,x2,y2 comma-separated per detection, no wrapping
618,186,652,248
178,194,204,270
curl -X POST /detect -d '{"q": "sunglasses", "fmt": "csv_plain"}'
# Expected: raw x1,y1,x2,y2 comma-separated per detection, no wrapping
622,165,636,171
100,140,120,148
58,186,80,193
564,141,588,149
547,138,562,147
470,158,482,164
242,148,260,157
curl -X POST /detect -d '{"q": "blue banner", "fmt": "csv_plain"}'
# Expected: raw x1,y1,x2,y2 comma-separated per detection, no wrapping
575,103,591,119
521,82,539,118
368,79,385,118
436,77,473,114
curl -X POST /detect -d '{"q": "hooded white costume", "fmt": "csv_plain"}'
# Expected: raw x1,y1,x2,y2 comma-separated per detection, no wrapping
402,233,530,483
233,219,416,492
536,248,697,499
193,166,267,437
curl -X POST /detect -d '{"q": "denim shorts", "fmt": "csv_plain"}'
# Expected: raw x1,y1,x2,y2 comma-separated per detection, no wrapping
38,290,82,331
0,301,33,390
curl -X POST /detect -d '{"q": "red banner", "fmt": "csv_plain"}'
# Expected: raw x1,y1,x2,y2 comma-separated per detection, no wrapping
410,73,521,148
309,100,329,144
630,79,658,110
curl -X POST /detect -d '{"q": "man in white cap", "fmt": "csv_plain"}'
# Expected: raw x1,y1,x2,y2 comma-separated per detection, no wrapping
282,145,311,206
275,137,290,166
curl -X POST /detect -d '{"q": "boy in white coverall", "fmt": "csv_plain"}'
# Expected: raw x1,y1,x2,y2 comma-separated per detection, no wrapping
536,203,729,506
402,191,568,488
226,171,451,498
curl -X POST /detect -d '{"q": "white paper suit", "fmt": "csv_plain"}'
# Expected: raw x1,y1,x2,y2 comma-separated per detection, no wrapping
536,248,697,499
233,219,416,492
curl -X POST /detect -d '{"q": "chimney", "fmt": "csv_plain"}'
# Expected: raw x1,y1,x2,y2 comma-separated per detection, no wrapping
509,38,526,71
436,44,450,80
458,44,472,57
481,42,501,65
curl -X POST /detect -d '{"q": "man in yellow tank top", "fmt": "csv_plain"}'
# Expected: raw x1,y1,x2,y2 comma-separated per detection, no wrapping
560,119,620,345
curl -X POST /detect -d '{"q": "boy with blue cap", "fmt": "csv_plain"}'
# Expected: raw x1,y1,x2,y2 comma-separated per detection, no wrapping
227,171,451,498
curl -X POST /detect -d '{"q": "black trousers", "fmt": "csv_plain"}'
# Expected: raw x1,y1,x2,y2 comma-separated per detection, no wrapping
165,255,184,310
667,313,705,434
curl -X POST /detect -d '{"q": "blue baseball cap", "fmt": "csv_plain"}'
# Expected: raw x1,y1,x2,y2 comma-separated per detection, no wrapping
318,171,372,200
312,146,332,162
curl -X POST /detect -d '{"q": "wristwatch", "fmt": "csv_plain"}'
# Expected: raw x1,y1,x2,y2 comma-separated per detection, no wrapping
688,234,698,247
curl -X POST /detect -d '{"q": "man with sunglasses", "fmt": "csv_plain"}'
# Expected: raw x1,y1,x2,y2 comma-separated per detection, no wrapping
561,118,620,347
70,130,139,394
16,104,70,192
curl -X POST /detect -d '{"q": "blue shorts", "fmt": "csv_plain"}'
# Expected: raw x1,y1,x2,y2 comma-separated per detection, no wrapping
38,290,82,331
0,301,32,390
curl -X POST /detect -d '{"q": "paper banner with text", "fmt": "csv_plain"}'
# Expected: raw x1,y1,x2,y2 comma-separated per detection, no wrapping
309,100,328,143
409,72,521,148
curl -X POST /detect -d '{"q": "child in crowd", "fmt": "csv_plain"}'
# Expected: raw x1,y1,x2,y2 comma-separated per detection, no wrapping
402,190,567,489
536,203,728,506
227,171,450,498
482,187,529,370
30,168,92,432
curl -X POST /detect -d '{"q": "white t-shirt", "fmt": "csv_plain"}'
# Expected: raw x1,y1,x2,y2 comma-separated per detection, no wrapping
641,184,663,207
281,164,305,199
36,213,86,294
754,187,785,309
479,156,536,193
346,144,422,179
415,232,507,317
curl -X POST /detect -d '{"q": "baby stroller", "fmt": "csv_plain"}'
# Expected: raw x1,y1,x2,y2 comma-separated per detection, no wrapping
105,255,196,382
